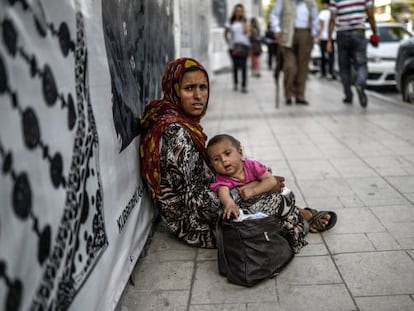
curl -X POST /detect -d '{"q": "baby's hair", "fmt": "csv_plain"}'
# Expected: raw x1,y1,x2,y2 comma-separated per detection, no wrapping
207,134,241,152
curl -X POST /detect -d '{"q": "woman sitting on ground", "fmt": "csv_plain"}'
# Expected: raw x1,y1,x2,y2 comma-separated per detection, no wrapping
139,57,336,250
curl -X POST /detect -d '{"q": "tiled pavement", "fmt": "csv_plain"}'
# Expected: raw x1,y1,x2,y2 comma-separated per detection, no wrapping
116,66,414,311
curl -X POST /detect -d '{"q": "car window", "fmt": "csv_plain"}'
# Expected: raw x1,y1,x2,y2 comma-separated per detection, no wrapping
366,26,412,42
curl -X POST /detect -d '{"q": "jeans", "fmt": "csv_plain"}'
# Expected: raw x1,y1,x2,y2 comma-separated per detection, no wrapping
336,29,368,100
319,39,335,77
231,54,248,88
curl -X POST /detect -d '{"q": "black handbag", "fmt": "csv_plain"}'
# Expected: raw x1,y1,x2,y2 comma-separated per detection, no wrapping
215,215,294,287
231,43,250,57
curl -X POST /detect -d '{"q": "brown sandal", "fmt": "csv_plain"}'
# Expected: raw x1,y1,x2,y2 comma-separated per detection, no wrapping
304,208,337,232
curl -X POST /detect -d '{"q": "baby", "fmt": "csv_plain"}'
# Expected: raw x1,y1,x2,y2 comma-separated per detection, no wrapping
207,134,286,220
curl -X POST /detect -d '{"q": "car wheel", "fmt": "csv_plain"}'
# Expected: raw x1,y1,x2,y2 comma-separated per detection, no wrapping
403,74,414,103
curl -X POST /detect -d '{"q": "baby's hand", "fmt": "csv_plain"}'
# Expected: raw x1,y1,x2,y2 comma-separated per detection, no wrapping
223,203,240,220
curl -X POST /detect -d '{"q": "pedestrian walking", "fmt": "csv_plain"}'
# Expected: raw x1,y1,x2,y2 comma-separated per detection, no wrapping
224,4,251,93
250,17,262,78
318,0,336,80
270,0,320,106
327,0,379,107
264,23,278,70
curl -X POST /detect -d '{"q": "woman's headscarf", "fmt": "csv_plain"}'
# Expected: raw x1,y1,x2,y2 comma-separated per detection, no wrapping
140,58,210,195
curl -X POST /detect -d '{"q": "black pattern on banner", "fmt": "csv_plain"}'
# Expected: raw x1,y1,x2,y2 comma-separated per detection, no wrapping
0,0,108,310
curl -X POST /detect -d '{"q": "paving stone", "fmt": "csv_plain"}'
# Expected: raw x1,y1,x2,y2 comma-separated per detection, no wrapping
355,295,414,311
278,284,356,311
408,250,414,260
249,146,284,161
346,177,410,206
326,208,385,234
365,156,414,176
297,241,329,256
288,159,341,179
130,259,194,291
397,237,414,249
338,195,365,208
318,143,356,158
334,251,414,296
196,248,217,261
404,192,414,204
347,140,394,157
370,205,414,223
324,233,375,254
276,256,342,285
190,304,247,311
299,179,355,198
282,147,325,160
366,232,402,251
191,261,277,305
330,158,378,178
117,289,189,311
305,196,346,210
144,227,197,261
386,176,414,193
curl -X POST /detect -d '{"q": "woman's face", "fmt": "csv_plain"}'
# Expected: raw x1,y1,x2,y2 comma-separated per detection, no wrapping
179,70,209,118
234,6,244,20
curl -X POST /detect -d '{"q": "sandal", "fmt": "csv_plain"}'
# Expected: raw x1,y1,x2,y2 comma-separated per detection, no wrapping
304,207,337,232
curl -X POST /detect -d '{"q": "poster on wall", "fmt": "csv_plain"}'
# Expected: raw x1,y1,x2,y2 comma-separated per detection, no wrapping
0,0,174,310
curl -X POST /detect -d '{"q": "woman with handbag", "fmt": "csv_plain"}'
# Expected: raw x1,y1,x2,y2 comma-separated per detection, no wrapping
140,57,337,250
224,4,251,93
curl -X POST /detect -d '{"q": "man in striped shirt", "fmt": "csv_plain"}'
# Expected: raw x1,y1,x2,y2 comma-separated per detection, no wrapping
327,0,378,107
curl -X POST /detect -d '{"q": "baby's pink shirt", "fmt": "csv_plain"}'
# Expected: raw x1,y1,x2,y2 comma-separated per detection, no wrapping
210,159,267,192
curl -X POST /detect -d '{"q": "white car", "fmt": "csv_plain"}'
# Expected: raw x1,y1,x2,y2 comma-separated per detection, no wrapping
366,23,412,87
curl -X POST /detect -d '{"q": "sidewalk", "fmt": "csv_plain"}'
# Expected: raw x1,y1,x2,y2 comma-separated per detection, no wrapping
117,66,414,311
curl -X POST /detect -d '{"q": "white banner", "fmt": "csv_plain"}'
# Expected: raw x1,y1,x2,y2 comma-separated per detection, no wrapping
0,0,230,309
0,0,179,309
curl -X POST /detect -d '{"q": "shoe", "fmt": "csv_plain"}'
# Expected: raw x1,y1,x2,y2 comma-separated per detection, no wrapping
286,99,292,105
241,87,248,93
356,86,367,107
295,99,309,105
304,207,337,233
342,97,352,104
233,85,238,91
330,74,337,80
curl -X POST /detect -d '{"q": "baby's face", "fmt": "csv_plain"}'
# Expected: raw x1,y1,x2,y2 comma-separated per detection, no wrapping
208,140,243,177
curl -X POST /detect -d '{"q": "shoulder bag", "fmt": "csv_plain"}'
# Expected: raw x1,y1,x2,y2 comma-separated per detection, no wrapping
215,215,294,287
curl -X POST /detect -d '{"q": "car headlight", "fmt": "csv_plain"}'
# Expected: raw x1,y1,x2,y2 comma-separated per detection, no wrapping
368,56,382,63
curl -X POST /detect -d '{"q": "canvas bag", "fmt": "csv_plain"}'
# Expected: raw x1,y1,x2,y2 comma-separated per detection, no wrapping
215,215,294,287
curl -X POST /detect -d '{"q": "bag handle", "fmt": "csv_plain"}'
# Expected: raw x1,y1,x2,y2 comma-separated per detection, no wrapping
216,217,251,286
215,217,229,274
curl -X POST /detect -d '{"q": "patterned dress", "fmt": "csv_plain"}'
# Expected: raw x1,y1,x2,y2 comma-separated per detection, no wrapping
156,124,308,252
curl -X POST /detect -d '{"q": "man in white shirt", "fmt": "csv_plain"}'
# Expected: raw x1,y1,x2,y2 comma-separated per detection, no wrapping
270,0,319,105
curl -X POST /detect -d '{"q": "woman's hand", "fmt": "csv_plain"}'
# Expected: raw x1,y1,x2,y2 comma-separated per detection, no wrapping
239,187,255,200
223,202,240,220
272,175,285,193
326,40,333,53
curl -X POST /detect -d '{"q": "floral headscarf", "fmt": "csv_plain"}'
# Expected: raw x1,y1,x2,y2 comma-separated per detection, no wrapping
140,58,210,195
